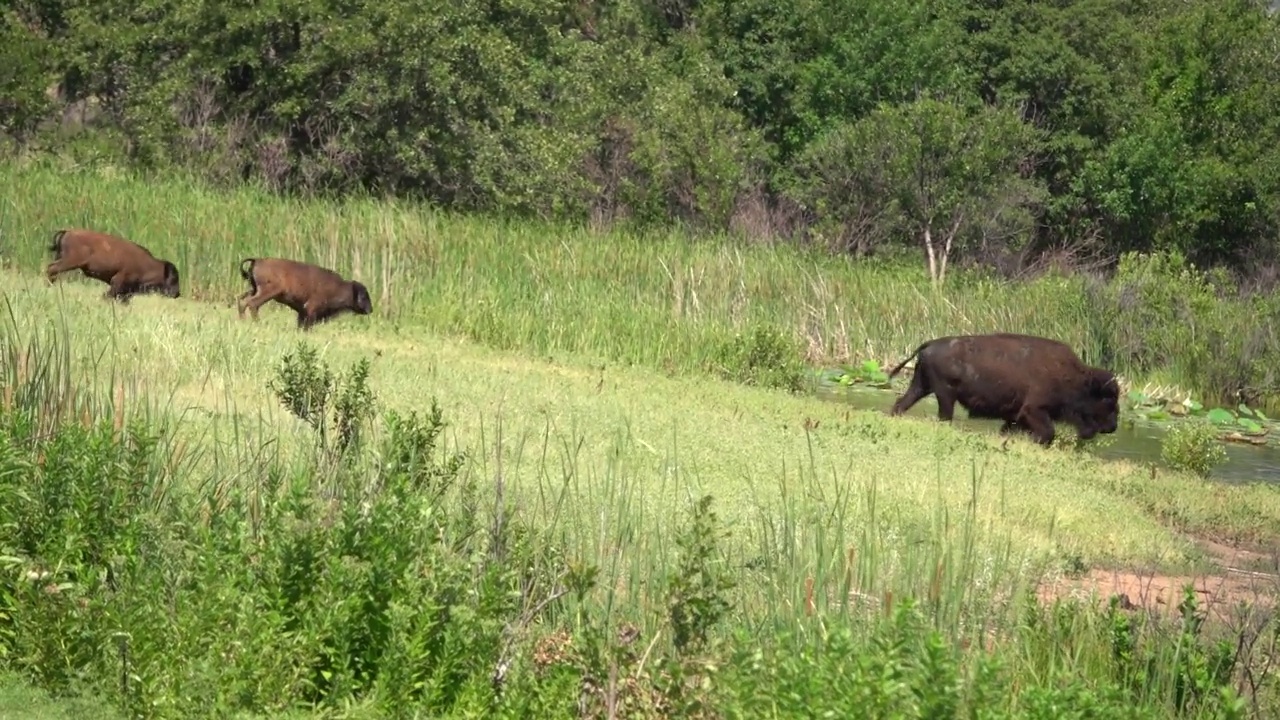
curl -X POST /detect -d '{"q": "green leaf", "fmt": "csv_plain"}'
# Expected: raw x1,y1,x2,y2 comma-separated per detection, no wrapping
1239,418,1263,433
1206,408,1236,426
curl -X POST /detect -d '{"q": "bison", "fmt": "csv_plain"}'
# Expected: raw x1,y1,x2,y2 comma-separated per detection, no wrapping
236,257,373,330
886,332,1120,447
45,228,181,302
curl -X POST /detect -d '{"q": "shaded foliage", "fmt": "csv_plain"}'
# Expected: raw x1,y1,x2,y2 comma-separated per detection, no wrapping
7,0,1280,279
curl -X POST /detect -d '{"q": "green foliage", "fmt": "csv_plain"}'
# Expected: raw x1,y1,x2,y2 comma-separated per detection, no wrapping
787,96,1044,281
833,359,892,389
1,288,1279,718
5,0,1280,276
0,10,52,144
665,495,735,655
1161,421,1229,478
269,342,376,461
1108,251,1280,407
0,332,552,716
711,325,806,393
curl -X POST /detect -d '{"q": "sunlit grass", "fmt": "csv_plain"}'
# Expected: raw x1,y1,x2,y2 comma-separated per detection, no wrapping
6,268,1280,584
0,160,1111,380
5,267,1280,717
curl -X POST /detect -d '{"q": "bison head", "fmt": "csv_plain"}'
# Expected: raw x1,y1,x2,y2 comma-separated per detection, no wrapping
1073,368,1120,439
149,261,181,298
350,281,373,315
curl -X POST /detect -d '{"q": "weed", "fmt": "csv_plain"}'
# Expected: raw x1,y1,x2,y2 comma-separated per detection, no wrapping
269,342,376,464
1162,421,1229,478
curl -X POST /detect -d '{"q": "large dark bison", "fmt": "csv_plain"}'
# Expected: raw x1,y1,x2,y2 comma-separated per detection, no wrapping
237,257,373,330
45,228,181,302
886,332,1120,447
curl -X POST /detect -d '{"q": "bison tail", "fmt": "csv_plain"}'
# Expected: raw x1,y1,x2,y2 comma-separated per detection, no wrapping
886,342,928,379
49,229,67,256
239,258,256,281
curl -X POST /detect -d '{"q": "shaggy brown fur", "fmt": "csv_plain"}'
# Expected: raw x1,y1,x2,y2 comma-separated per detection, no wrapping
887,332,1120,447
237,257,373,330
45,228,181,302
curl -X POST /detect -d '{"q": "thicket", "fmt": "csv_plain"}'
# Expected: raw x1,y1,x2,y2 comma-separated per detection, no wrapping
1,306,1279,718
6,0,1280,278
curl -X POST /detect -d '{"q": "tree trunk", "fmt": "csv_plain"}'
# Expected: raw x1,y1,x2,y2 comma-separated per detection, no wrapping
924,225,939,286
937,213,964,286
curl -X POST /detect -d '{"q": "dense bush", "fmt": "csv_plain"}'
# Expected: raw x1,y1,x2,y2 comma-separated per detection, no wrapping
6,0,1280,277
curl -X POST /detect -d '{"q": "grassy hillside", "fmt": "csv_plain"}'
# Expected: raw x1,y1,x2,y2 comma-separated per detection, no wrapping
8,159,1276,412
4,262,1280,717
5,268,1280,577
4,164,1280,717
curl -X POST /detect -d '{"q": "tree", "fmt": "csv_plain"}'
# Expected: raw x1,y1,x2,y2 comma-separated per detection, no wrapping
788,95,1043,285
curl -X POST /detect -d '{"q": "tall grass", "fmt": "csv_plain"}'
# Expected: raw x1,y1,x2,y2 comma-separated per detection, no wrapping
1,311,1277,718
8,159,1280,411
0,160,1195,387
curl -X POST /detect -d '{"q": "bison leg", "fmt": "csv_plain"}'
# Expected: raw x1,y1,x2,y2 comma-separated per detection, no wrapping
105,274,136,304
933,387,958,421
889,371,932,416
239,285,282,320
45,258,83,284
1017,407,1056,447
296,305,320,331
235,287,257,317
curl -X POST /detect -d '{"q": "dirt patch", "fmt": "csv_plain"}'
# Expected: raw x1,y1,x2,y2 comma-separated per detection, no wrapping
1037,537,1280,622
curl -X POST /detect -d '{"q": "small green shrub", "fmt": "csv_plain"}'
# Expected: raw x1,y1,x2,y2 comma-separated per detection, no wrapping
269,342,377,462
711,326,806,393
1160,420,1228,477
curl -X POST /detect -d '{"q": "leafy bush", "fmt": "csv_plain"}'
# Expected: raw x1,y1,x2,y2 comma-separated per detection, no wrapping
712,325,807,393
1161,420,1228,478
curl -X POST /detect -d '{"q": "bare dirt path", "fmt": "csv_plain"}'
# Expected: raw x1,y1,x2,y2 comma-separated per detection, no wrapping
1037,536,1280,621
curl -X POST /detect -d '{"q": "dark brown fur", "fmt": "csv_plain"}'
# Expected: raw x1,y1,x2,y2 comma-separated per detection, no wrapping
887,332,1120,447
45,228,181,302
237,257,373,330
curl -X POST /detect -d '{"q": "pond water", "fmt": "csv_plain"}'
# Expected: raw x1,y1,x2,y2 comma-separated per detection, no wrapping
815,384,1280,485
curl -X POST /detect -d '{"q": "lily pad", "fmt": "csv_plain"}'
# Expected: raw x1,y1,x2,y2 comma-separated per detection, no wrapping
1207,408,1236,426
1238,418,1265,434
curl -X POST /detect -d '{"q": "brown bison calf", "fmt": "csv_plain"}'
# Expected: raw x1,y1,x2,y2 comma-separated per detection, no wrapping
237,257,373,330
886,332,1120,447
45,228,181,302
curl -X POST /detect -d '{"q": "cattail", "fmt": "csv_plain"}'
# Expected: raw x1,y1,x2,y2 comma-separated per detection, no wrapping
804,576,815,616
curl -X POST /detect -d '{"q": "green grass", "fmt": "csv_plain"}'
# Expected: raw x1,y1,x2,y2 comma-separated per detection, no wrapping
3,270,1279,717
4,160,1280,717
0,674,123,719
7,158,1280,418
0,159,1146,383
5,267,1280,576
